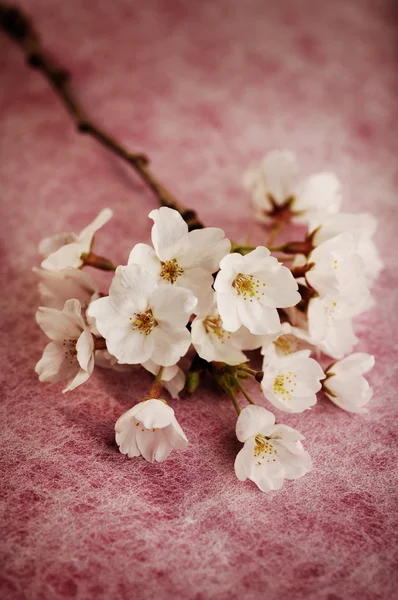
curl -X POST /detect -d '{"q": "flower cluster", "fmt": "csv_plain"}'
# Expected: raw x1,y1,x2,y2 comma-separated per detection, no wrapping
33,149,379,493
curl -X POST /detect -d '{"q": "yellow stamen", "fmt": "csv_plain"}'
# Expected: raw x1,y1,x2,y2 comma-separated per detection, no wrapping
130,309,157,335
203,315,230,341
272,372,297,402
253,435,277,459
232,273,263,301
160,258,184,284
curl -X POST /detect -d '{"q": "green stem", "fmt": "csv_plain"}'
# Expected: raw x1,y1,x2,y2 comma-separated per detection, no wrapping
267,244,287,252
237,366,263,383
234,377,256,405
267,221,284,246
229,388,241,415
231,245,256,255
238,365,258,375
155,366,165,383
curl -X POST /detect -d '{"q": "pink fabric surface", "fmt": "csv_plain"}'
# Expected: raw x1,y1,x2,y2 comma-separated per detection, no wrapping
1,1,398,598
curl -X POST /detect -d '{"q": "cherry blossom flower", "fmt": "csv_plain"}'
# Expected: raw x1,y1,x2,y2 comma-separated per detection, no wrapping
35,299,94,392
39,208,113,271
262,322,316,359
214,246,300,335
234,405,312,492
142,360,185,399
306,233,370,306
115,399,188,462
191,298,273,365
323,353,375,413
311,212,382,285
243,150,341,225
128,207,230,313
32,266,99,310
87,264,196,366
307,295,358,359
261,349,325,413
306,287,375,360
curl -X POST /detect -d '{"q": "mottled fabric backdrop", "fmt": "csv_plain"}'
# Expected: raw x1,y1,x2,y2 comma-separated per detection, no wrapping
1,1,397,598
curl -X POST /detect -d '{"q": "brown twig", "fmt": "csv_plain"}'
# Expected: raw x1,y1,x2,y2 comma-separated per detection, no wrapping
0,2,204,230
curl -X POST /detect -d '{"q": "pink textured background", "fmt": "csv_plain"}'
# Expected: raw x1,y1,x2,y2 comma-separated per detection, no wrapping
1,1,398,598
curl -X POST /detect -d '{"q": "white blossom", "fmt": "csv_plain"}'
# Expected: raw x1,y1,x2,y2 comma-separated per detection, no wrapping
39,208,113,271
243,150,341,225
234,405,312,492
323,353,375,413
35,299,94,392
307,295,358,359
142,360,185,399
306,232,370,307
214,247,300,335
32,267,99,310
261,349,325,413
262,321,316,359
191,298,272,365
128,207,230,313
311,212,382,285
87,264,196,367
115,399,188,462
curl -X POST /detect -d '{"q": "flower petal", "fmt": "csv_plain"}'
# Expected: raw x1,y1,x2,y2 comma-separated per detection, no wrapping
33,267,98,310
164,418,189,449
63,368,91,393
330,353,375,377
78,208,113,245
237,299,281,335
216,293,240,332
259,265,301,308
135,399,176,428
35,341,78,383
164,369,186,399
270,424,306,452
191,315,247,365
41,241,85,271
109,265,157,315
179,228,231,271
106,326,155,365
234,438,285,491
87,297,119,338
273,445,312,480
115,408,141,458
127,243,161,278
259,150,299,204
176,268,214,315
36,299,84,340
39,232,78,257
217,252,246,276
150,285,196,331
150,327,191,367
76,329,95,373
295,172,341,224
135,428,171,462
149,207,188,261
235,405,275,442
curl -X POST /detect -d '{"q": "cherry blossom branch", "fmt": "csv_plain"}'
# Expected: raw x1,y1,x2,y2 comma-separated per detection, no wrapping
94,337,107,351
290,264,313,279
82,252,117,271
0,2,204,231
